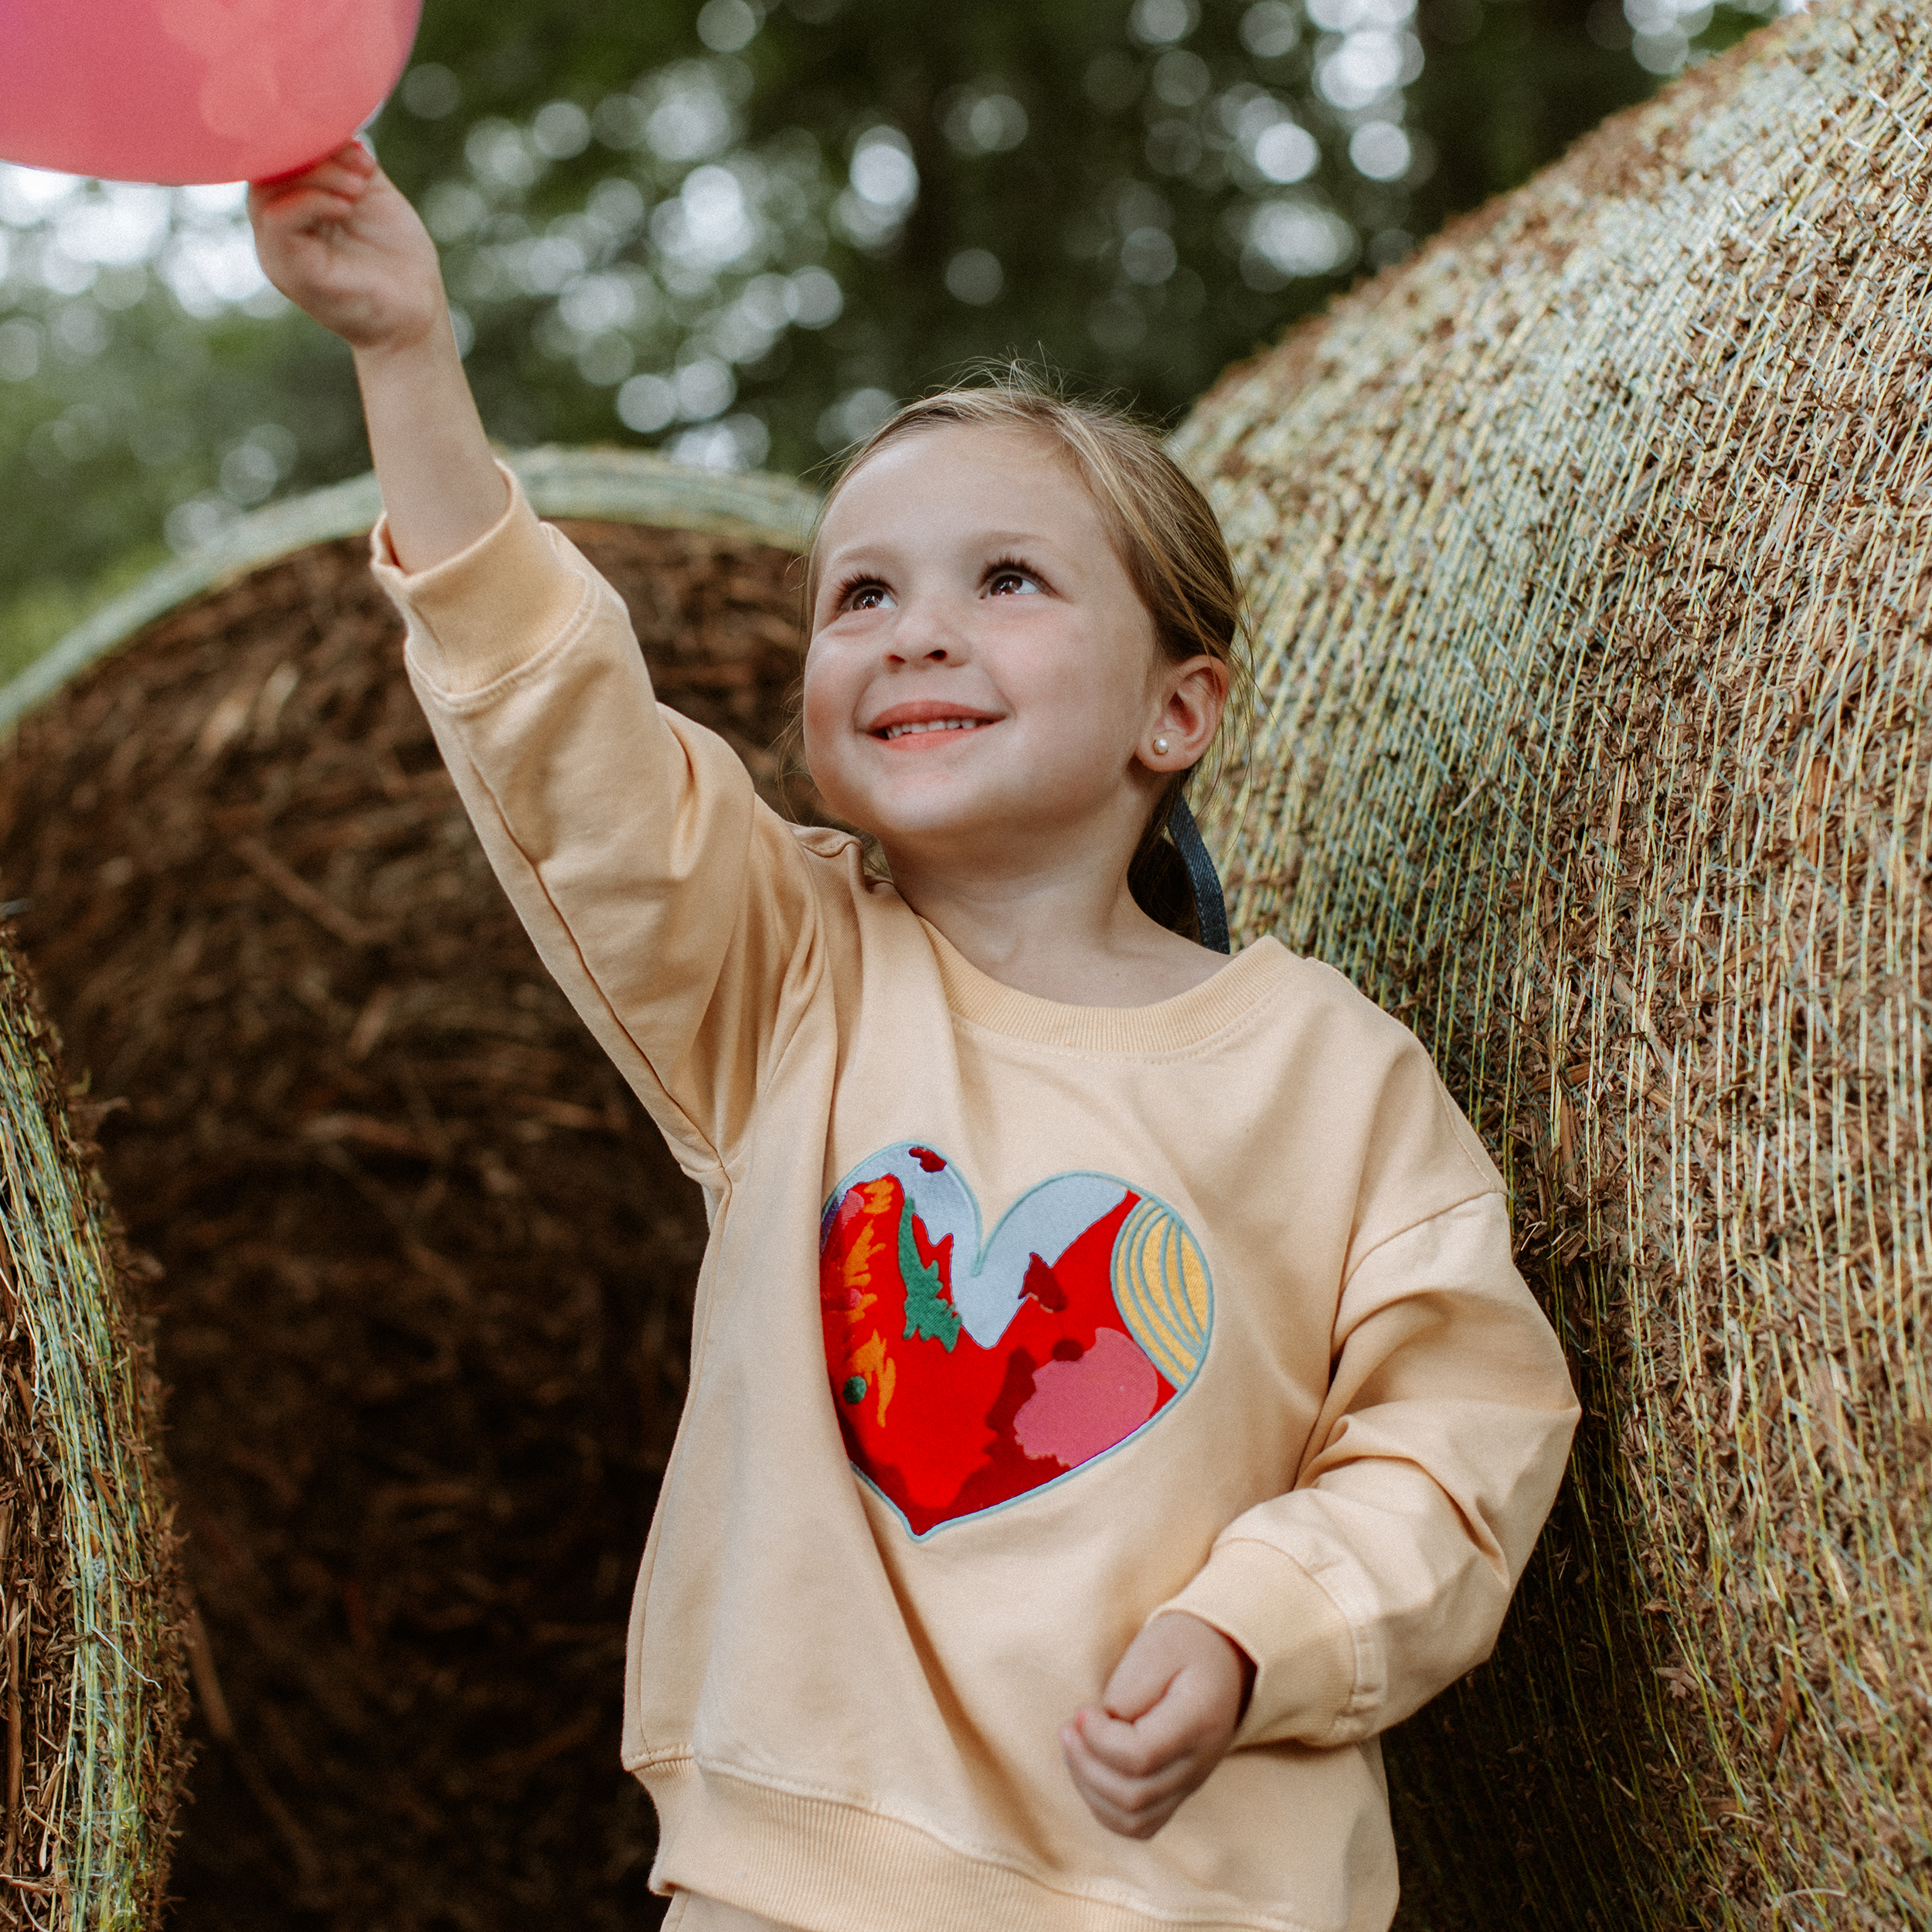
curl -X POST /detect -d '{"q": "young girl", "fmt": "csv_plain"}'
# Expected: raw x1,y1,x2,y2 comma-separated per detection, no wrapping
250,141,1577,1932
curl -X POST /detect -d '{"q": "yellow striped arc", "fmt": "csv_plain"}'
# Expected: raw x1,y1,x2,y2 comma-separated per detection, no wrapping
1111,1198,1211,1388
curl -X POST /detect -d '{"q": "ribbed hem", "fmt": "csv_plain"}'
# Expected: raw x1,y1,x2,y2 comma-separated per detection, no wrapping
920,926,1294,1055
369,464,587,692
645,1758,1329,1932
1155,1543,1357,1750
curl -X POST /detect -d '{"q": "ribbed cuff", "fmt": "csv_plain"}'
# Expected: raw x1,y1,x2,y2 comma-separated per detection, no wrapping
369,464,588,692
1155,1539,1356,1748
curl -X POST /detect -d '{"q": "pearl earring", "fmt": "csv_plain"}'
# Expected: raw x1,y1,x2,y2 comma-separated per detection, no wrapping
1152,735,1171,756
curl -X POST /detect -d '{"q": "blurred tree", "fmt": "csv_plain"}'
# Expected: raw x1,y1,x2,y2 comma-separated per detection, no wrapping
0,0,1790,675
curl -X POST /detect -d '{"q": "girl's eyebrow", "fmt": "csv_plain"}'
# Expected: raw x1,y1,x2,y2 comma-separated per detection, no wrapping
970,528,1061,553
822,527,1060,566
814,524,1072,592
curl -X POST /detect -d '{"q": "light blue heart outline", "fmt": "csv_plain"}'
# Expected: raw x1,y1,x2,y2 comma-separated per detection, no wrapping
819,1139,1215,1539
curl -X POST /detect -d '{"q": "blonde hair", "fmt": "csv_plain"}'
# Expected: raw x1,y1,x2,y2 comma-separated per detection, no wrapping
806,369,1252,937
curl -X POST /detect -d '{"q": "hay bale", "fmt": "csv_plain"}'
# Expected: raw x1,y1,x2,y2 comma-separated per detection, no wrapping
0,453,814,1928
0,932,186,1927
1176,2,1930,1925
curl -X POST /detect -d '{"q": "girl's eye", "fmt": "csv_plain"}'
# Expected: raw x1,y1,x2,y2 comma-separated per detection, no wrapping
987,566,1042,597
842,580,893,612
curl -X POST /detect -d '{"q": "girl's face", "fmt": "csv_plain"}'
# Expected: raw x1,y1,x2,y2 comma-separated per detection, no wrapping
802,423,1221,873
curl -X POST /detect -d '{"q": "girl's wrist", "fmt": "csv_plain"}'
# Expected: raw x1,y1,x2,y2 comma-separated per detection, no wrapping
350,304,457,374
352,308,505,574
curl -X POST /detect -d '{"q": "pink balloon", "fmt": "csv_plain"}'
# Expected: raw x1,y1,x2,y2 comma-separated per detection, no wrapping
0,0,423,185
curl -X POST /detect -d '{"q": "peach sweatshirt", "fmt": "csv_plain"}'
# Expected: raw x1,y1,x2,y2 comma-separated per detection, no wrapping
372,478,1579,1932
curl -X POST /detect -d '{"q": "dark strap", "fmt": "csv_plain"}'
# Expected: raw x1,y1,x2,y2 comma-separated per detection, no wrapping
1168,797,1230,954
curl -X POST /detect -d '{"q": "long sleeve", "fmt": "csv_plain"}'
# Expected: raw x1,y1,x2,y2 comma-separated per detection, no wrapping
370,472,831,1180
1158,1070,1579,1750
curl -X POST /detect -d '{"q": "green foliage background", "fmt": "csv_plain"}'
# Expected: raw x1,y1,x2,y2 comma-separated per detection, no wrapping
0,0,1783,678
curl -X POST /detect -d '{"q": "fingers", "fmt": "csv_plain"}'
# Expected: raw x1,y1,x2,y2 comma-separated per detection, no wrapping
252,138,374,192
1060,1709,1202,1840
1077,1691,1203,1778
251,186,361,235
1097,1636,1183,1725
249,148,376,230
1061,1616,1252,1842
1100,1609,1191,1720
1098,1606,1235,1725
250,167,362,216
1067,1709,1205,1797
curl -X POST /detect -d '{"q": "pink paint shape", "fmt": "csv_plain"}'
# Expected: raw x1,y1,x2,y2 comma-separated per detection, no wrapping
0,0,421,185
1012,1327,1160,1470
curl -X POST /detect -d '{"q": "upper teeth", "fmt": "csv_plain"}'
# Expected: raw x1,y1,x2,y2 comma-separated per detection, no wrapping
883,719,983,739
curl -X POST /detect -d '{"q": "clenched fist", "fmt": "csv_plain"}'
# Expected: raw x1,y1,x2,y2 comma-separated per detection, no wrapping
1062,1611,1253,1840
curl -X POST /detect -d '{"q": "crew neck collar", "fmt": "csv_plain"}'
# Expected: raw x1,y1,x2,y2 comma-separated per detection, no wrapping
919,920,1291,1054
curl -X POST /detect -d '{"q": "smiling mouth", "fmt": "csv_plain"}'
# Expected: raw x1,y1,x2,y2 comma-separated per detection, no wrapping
877,718,990,740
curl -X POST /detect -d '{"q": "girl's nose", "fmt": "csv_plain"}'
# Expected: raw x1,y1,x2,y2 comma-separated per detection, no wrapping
883,604,959,665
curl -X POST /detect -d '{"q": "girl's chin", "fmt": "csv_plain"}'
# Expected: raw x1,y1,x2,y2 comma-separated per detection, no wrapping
849,788,1071,849
825,760,996,813
821,752,1104,842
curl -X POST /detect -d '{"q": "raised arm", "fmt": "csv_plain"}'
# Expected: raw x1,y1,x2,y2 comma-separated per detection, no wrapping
249,144,830,1179
248,141,505,572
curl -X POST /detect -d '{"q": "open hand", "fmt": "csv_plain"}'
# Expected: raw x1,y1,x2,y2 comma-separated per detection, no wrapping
248,141,445,354
250,142,503,572
1061,1612,1253,1839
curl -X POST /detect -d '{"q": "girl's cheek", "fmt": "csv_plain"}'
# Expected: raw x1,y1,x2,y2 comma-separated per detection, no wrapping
798,672,872,825
798,653,849,768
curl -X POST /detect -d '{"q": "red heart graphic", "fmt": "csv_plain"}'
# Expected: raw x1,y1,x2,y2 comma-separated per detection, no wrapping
819,1144,1212,1536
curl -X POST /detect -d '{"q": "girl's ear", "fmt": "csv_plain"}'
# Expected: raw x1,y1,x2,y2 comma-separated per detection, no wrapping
1140,655,1230,773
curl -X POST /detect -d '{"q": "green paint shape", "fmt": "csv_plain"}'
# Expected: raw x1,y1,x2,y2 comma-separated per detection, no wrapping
898,1189,961,1350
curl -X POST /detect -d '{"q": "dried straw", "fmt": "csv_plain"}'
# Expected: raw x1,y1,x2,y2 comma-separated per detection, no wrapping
0,456,812,1927
0,939,185,1930
0,447,815,736
1176,2,1929,1927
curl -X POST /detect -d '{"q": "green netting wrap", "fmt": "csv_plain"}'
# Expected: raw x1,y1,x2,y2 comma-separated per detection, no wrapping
1175,3,1929,1927
0,940,186,1929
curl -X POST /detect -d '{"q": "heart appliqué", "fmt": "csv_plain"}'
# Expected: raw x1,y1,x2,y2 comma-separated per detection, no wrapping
819,1142,1213,1537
